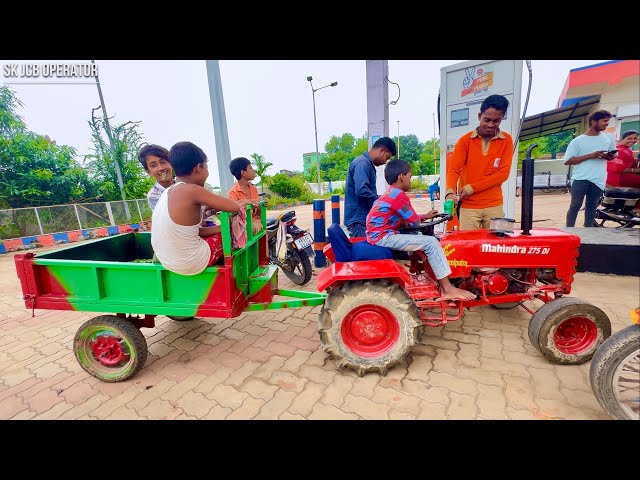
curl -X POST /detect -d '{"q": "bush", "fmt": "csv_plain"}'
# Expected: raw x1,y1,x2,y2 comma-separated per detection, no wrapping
411,178,430,191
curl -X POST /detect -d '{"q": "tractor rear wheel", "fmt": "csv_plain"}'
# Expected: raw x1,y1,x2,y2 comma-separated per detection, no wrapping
318,280,420,376
528,297,611,365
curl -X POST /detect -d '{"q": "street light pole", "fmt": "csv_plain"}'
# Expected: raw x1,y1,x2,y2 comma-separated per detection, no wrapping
397,120,400,158
92,59,131,221
307,76,337,196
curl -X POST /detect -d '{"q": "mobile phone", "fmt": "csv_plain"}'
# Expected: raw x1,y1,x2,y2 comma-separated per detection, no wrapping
607,150,618,156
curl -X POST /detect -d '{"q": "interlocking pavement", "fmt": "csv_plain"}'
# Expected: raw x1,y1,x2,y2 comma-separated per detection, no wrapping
1,194,637,420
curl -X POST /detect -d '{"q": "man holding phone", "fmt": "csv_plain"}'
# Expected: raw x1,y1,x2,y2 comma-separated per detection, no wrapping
564,110,616,227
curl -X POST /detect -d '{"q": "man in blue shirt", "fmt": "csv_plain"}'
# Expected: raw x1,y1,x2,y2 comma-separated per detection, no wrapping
344,137,397,237
564,110,616,227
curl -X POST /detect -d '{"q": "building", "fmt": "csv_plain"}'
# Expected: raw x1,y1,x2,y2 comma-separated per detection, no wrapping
521,60,639,155
302,152,327,177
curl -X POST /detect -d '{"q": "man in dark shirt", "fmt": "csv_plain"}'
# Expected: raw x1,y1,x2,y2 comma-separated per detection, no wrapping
344,136,397,237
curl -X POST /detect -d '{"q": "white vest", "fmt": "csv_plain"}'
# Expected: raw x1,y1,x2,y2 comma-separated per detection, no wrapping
151,182,210,275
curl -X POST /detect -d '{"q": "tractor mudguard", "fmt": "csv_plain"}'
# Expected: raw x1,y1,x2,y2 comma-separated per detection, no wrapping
317,259,413,292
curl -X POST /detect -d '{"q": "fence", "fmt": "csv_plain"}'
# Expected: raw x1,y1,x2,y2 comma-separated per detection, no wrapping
0,199,152,241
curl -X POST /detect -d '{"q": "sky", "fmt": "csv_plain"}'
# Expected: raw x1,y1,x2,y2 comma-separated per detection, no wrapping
1,59,609,187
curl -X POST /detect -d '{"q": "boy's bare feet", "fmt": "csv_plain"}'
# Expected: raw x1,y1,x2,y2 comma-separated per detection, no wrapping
438,285,476,301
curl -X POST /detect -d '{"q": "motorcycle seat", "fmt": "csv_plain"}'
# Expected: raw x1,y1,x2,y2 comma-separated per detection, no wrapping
327,223,393,262
266,210,296,228
604,186,640,199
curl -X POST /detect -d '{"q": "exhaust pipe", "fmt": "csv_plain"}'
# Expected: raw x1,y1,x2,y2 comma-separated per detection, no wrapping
521,143,537,235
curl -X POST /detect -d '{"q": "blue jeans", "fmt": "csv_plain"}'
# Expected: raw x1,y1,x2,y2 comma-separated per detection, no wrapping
375,233,452,280
346,222,366,238
566,179,602,227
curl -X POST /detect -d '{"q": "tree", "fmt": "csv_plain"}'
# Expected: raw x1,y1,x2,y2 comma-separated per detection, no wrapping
415,138,440,176
83,107,154,202
0,87,98,209
318,132,368,181
394,134,423,165
250,153,273,192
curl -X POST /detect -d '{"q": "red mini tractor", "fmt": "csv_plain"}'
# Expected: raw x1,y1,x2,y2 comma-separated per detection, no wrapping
317,145,611,376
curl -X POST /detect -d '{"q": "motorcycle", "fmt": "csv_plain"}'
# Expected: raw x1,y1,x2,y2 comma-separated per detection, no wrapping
594,186,640,228
266,210,314,285
589,308,640,420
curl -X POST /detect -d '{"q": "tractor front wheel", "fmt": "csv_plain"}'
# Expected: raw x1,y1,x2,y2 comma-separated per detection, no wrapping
528,298,611,365
74,315,148,382
318,280,420,376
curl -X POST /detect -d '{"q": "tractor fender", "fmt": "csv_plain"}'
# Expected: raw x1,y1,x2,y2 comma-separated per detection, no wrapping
317,259,413,292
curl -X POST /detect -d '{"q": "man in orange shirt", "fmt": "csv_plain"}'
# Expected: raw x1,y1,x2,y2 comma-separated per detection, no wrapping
228,157,262,234
445,95,514,230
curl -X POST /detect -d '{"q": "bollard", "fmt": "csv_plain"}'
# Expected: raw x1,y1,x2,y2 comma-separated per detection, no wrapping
331,194,340,226
313,199,326,268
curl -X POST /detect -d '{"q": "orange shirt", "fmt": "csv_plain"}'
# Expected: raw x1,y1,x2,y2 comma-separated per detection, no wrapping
228,182,261,221
445,129,514,209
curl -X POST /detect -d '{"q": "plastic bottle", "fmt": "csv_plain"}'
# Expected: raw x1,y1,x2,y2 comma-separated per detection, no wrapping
444,199,454,216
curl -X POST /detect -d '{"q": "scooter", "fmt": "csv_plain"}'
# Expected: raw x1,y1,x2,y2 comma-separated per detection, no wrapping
266,210,314,285
594,186,640,228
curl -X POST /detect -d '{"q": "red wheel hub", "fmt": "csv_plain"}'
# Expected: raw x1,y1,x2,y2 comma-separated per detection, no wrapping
553,316,598,354
341,305,400,358
89,334,130,367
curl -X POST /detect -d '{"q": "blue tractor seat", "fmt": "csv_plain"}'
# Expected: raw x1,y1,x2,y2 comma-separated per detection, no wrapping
327,223,393,262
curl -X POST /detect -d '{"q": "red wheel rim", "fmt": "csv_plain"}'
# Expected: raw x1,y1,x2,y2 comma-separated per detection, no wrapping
553,316,598,354
341,305,400,358
89,334,130,367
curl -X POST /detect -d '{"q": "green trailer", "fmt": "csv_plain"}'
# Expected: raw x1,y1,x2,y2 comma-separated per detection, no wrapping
14,205,326,382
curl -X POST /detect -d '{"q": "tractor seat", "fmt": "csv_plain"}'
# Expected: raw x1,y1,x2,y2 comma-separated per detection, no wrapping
604,186,640,200
327,223,393,262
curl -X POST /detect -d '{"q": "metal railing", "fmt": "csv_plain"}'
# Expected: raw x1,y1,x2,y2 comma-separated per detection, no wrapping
0,199,152,240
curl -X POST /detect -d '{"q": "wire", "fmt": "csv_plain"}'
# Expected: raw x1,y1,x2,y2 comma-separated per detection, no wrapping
386,76,400,106
514,60,533,154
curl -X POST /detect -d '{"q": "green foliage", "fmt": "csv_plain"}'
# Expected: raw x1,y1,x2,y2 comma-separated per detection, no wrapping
268,173,314,200
517,130,574,166
410,177,430,191
250,153,273,193
0,86,26,136
83,107,154,201
394,134,423,164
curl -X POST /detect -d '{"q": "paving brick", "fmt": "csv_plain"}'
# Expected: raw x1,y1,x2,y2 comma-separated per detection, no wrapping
169,337,199,351
417,400,447,420
401,380,449,405
12,409,36,419
193,367,233,396
59,393,110,420
226,334,259,355
222,362,258,388
160,373,206,403
175,391,215,418
225,396,265,420
0,395,29,419
529,366,565,401
289,381,325,417
241,346,273,363
139,398,184,420
389,409,415,420
373,386,422,416
504,375,536,411
253,356,287,380
279,411,306,420
202,404,232,420
476,383,508,419
34,401,74,420
506,407,539,420
255,389,297,420
288,336,319,352
267,371,308,393
411,344,438,357
1,369,37,388
308,402,360,420
217,328,245,341
534,398,607,420
502,350,553,369
441,330,481,345
297,365,336,385
378,365,408,389
342,393,390,420
265,341,298,358
479,357,530,378
25,387,64,415
428,372,478,396
456,365,505,387
447,392,477,419
555,365,591,392
420,336,459,351
105,405,144,420
242,324,269,337
432,349,457,374
281,349,312,373
216,351,247,370
90,387,146,418
206,384,249,409
561,388,605,411
274,325,303,343
60,381,97,406
127,378,177,411
240,378,279,401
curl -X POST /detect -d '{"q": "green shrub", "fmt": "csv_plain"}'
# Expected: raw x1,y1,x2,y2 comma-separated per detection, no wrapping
411,178,430,191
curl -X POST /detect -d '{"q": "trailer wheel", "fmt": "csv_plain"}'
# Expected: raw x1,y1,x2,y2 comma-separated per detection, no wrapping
528,298,611,365
589,324,640,420
167,316,195,321
74,315,148,382
318,280,420,376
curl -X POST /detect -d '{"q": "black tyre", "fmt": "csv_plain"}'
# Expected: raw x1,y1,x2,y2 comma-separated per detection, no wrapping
528,298,611,365
589,324,640,420
318,280,420,376
491,302,522,310
281,249,313,285
167,316,195,321
74,315,148,382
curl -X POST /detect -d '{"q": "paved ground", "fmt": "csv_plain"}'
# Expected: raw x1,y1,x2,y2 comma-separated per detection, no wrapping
0,192,638,420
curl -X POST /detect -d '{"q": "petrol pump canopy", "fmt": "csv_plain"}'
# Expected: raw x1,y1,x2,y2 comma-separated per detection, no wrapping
519,95,601,142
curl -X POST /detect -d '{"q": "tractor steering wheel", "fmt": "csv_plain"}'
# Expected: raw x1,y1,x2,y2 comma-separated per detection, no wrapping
399,213,452,236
